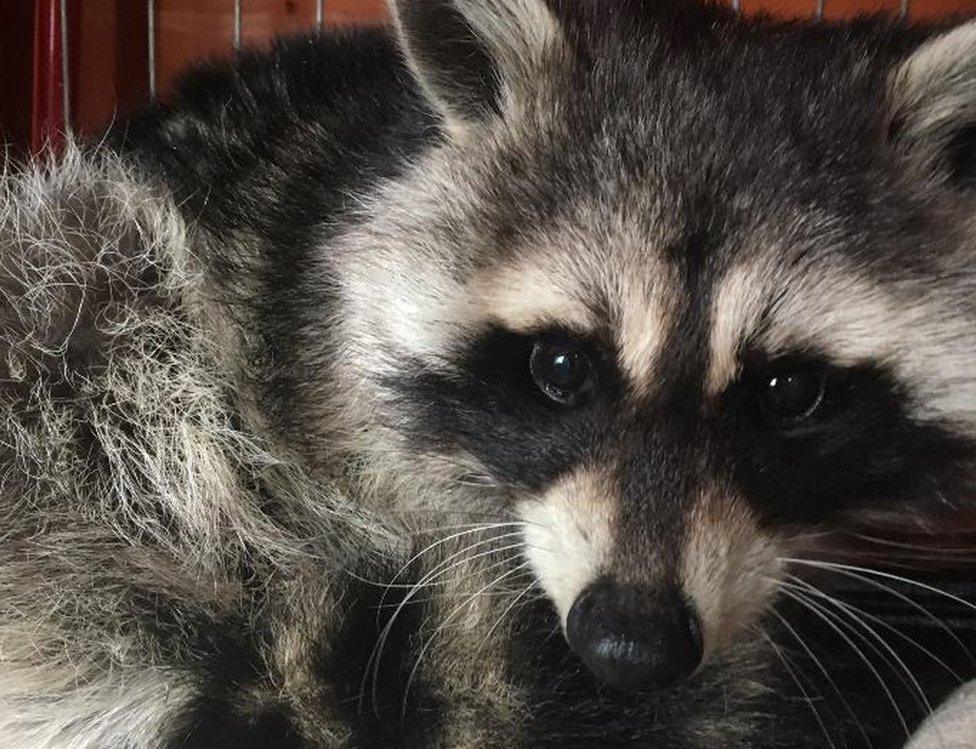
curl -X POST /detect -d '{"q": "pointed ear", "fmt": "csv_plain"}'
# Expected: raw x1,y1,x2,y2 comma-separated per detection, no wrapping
887,21,976,189
388,0,564,133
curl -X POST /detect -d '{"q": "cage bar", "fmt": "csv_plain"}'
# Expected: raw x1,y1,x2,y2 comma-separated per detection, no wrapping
59,0,71,134
148,0,157,99
31,0,66,154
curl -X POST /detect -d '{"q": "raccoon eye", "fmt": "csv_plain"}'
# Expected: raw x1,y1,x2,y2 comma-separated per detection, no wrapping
758,371,826,426
529,340,592,405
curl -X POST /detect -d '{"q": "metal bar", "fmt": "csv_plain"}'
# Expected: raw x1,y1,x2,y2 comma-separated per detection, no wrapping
900,0,910,19
60,0,71,134
31,0,66,154
814,0,824,21
316,0,325,29
148,0,156,98
730,0,741,14
234,0,242,49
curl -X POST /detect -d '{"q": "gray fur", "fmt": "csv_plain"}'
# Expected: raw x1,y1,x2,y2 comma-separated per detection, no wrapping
0,146,392,746
4,0,976,746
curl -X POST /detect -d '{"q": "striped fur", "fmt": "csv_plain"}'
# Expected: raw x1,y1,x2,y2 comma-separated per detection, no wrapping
4,1,976,746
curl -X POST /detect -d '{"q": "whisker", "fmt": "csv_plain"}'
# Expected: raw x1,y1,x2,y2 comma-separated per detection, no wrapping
374,528,527,625
784,574,964,684
778,586,911,739
781,557,975,666
400,561,533,720
370,538,525,650
757,625,837,749
765,603,871,747
373,575,538,610
346,529,526,592
403,520,528,534
479,579,540,650
781,558,976,617
779,578,934,720
366,530,520,664
847,531,976,555
387,523,526,585
360,529,527,714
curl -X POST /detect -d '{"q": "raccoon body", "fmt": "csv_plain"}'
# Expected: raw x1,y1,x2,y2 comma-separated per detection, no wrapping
4,0,976,746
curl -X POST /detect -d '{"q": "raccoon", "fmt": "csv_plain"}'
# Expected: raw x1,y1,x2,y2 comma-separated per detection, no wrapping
4,0,976,746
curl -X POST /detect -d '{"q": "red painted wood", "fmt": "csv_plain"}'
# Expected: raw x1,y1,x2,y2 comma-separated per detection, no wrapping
326,0,388,25
71,0,148,139
0,2,34,160
822,0,901,20
12,0,976,152
31,0,66,155
910,0,976,18
739,0,818,18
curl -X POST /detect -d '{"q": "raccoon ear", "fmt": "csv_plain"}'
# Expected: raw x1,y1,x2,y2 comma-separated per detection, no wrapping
388,0,564,132
887,21,976,188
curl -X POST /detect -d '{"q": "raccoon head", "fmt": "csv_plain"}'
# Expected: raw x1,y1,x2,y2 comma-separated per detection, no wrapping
333,0,976,692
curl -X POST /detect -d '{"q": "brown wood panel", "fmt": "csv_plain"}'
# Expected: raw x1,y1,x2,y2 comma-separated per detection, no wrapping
156,0,235,96
154,1,386,97
910,0,976,18
739,0,818,18
241,0,317,47
822,0,901,19
0,0,36,159
326,0,389,25
72,1,117,134
71,0,149,138
6,0,976,159
742,0,976,15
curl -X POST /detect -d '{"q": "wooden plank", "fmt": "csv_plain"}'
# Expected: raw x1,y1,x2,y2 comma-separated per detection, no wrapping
155,0,235,95
0,1,35,160
241,0,317,47
32,0,70,154
822,0,901,19
326,0,389,25
67,1,148,140
72,1,118,136
910,0,976,18
739,0,818,18
12,0,976,157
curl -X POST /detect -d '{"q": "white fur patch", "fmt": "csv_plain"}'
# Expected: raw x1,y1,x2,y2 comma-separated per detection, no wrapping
466,259,597,334
889,20,976,153
517,467,616,624
906,679,976,748
0,672,197,749
706,243,976,433
707,262,770,395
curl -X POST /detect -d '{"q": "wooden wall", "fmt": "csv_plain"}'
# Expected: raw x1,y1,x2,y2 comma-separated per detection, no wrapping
0,2,38,158
76,0,389,140
0,0,390,157
3,0,976,158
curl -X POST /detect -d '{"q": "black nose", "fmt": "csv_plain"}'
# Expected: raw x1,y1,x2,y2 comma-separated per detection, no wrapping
565,581,703,692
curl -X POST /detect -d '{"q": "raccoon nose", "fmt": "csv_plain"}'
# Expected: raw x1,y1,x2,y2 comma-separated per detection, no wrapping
565,581,703,692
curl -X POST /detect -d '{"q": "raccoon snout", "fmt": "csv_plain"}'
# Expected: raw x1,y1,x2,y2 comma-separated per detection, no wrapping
565,581,703,692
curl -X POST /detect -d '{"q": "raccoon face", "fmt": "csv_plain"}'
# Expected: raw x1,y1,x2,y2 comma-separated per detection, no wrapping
336,0,976,691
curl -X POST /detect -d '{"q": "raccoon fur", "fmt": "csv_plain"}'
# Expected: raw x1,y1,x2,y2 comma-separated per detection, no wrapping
4,0,976,746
